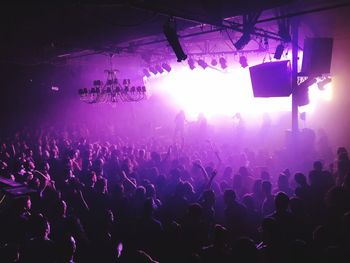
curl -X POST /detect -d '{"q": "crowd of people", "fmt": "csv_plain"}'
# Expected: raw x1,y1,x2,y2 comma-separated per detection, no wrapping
0,124,349,263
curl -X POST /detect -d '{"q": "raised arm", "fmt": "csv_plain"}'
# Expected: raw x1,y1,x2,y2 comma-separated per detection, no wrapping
194,162,210,182
205,170,217,190
120,171,137,190
206,140,222,169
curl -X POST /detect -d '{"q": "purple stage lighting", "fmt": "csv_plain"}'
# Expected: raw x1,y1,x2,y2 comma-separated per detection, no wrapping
317,77,332,90
211,58,218,66
143,69,151,77
296,77,317,106
239,56,248,68
188,58,195,70
274,44,285,60
149,67,158,75
148,60,332,120
197,59,208,69
163,20,187,62
162,63,172,72
219,57,227,69
155,65,164,74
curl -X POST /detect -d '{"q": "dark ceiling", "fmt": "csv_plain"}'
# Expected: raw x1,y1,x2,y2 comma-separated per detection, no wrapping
1,0,349,65
0,0,298,64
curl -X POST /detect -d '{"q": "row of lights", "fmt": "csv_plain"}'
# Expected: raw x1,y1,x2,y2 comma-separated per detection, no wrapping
143,56,250,77
188,57,227,70
296,76,332,106
143,63,172,77
188,56,249,70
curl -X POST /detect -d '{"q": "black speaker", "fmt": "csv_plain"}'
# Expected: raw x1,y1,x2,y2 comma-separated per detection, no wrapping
163,21,187,62
249,60,292,97
301,38,333,76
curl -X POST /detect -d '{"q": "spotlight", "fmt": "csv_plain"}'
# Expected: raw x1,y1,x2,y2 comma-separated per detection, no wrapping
162,63,172,72
274,44,284,60
317,77,332,90
239,56,248,68
234,34,251,50
211,58,218,66
155,65,164,74
296,77,317,106
197,59,208,69
300,77,317,89
149,67,158,75
188,58,195,70
219,57,227,69
163,19,187,62
296,87,309,106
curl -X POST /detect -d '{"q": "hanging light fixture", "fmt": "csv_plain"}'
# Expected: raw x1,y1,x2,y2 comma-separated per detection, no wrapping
149,66,158,75
155,65,164,74
162,62,172,72
211,58,218,66
143,69,151,77
197,59,208,69
274,44,285,60
188,58,195,70
239,56,248,68
219,57,227,69
78,55,147,104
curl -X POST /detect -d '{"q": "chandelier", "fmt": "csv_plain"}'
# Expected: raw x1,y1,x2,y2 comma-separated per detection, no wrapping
78,56,147,104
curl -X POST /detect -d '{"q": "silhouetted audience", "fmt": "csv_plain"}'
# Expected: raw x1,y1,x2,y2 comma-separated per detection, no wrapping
0,125,347,262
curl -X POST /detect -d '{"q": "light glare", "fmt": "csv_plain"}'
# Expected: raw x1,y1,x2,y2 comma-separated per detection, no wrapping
146,61,333,122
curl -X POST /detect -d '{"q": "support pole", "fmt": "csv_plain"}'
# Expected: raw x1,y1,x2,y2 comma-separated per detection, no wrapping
291,18,299,135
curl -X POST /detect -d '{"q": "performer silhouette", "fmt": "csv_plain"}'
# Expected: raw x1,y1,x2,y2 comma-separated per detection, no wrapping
174,110,186,146
233,112,245,148
197,113,208,141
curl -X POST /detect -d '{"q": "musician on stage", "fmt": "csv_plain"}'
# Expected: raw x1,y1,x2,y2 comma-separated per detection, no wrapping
174,110,186,146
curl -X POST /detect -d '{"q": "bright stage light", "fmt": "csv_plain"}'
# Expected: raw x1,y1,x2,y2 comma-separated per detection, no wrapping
219,57,227,69
188,58,195,70
162,63,172,72
239,56,248,68
143,69,151,78
148,66,290,121
155,65,164,74
197,59,208,69
146,60,333,122
299,80,333,113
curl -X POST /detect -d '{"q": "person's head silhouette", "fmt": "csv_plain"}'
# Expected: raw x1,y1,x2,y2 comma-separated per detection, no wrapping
275,192,289,212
